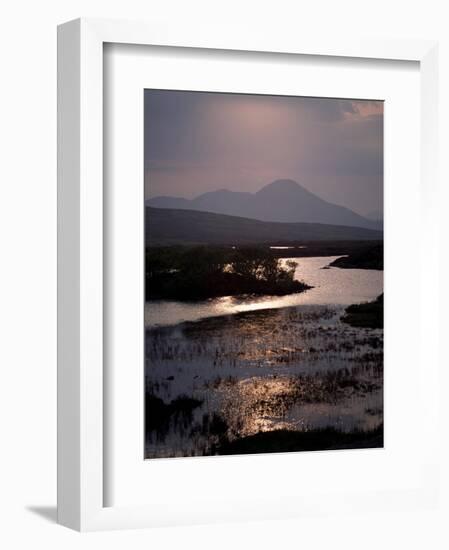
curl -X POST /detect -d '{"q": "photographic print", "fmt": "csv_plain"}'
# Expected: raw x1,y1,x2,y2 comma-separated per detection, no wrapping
144,90,383,459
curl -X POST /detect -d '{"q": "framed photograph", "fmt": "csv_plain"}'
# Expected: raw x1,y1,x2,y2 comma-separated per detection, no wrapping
143,89,385,460
58,18,440,530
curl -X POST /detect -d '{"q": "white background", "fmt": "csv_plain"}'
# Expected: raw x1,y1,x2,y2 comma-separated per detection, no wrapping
105,44,427,510
1,1,448,549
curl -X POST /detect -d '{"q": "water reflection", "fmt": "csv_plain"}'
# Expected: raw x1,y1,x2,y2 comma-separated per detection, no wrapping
145,304,383,458
145,256,383,327
269,245,307,250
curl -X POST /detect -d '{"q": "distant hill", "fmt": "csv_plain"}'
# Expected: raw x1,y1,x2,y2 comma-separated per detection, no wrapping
146,179,380,230
146,207,383,246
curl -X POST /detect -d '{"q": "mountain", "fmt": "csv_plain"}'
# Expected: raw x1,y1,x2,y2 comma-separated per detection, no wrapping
366,209,384,223
146,179,378,229
146,207,383,246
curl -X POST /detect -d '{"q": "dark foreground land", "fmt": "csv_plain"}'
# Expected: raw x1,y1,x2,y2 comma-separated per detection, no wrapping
329,244,383,270
219,425,383,455
146,246,311,300
342,294,384,329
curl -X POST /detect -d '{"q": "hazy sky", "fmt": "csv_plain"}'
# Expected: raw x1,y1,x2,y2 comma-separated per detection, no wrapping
144,90,383,218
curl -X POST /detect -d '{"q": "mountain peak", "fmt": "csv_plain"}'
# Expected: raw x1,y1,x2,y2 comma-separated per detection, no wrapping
258,179,303,194
147,179,378,230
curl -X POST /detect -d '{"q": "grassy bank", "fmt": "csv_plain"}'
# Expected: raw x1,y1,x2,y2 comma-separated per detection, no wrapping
329,244,383,270
218,425,383,455
342,294,383,329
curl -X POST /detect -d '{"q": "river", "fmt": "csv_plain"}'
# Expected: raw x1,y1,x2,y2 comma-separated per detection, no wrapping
145,256,383,328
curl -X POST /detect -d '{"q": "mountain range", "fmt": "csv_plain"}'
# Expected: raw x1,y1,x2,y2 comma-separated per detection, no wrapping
146,179,381,230
146,207,383,246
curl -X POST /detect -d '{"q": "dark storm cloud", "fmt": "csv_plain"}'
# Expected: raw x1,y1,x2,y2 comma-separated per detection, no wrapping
144,90,383,217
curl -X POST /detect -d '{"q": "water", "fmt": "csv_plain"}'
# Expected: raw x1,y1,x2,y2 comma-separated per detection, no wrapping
145,305,383,458
145,255,383,458
145,256,383,328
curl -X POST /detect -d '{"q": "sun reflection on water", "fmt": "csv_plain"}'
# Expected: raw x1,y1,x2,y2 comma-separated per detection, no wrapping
145,256,383,328
145,251,384,458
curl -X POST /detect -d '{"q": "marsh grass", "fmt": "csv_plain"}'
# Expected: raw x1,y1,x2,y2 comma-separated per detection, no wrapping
145,304,383,458
145,394,203,441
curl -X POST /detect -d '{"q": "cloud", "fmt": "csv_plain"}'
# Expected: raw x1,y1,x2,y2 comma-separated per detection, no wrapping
350,100,384,118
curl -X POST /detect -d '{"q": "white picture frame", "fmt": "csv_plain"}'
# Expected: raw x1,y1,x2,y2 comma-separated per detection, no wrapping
57,17,440,531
